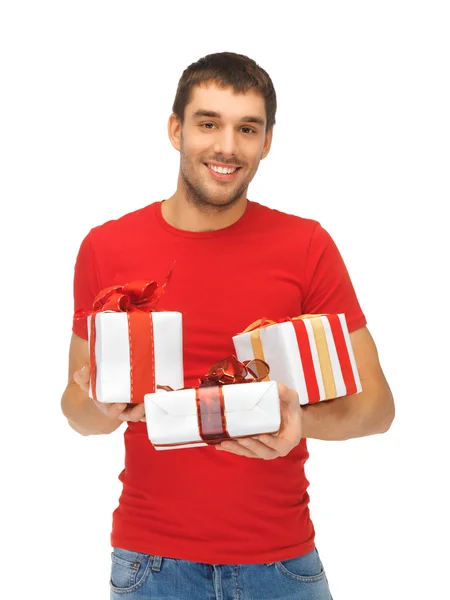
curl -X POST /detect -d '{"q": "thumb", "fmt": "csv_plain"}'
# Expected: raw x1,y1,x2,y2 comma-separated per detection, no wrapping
75,365,90,383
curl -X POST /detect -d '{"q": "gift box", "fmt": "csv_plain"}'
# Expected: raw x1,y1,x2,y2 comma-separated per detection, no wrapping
74,277,183,403
232,314,362,405
144,356,280,450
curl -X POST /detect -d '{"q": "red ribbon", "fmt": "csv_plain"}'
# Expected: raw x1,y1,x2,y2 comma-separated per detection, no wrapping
197,355,268,387
74,266,173,403
197,356,270,444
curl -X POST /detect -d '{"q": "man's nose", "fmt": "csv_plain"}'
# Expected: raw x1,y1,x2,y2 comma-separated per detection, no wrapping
213,128,239,158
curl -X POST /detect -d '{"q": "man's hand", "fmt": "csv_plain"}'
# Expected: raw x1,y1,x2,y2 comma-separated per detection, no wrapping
73,365,146,423
215,383,302,459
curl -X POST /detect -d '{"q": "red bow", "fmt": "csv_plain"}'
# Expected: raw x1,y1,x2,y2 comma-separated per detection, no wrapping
197,356,270,444
198,355,269,387
74,265,174,404
74,264,174,320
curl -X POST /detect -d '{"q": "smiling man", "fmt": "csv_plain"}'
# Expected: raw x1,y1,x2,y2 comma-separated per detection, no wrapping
62,51,394,600
164,82,272,229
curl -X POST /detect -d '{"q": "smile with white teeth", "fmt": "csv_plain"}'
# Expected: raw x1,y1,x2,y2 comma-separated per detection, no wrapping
207,164,238,174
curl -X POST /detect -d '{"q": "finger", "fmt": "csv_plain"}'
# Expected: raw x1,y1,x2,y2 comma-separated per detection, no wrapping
94,400,128,417
277,382,289,397
74,366,90,392
277,385,302,443
78,365,90,383
118,403,146,422
76,377,89,394
277,382,300,411
256,434,294,458
237,437,281,459
215,440,266,459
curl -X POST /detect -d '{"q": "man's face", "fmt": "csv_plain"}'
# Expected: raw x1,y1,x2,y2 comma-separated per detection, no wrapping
171,81,272,210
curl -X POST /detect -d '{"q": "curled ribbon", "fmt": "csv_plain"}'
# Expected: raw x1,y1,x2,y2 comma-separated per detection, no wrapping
74,263,174,321
240,314,327,334
198,355,270,387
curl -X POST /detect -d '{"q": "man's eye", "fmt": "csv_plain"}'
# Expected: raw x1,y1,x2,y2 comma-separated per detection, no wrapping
201,123,256,134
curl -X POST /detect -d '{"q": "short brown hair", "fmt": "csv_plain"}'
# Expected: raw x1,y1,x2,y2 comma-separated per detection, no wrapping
172,52,277,132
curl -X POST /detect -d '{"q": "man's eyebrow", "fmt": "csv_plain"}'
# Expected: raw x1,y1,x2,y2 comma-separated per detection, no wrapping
191,110,265,127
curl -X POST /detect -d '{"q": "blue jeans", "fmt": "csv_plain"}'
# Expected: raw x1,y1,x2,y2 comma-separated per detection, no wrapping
110,546,333,599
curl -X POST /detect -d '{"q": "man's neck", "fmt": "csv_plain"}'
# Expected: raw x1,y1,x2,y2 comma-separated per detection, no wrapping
161,194,248,233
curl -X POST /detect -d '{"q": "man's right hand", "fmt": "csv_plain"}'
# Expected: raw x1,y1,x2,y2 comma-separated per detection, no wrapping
73,365,146,423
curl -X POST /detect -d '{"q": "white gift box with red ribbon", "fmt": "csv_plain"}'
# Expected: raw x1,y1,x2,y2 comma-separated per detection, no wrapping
87,311,184,403
144,380,280,451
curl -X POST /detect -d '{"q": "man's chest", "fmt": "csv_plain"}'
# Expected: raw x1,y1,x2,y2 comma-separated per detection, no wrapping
98,237,307,379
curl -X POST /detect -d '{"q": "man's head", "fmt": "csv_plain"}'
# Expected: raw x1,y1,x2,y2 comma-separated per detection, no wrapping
168,52,277,211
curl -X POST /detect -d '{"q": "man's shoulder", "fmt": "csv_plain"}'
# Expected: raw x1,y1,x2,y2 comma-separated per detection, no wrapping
87,202,157,244
251,201,320,235
86,202,157,251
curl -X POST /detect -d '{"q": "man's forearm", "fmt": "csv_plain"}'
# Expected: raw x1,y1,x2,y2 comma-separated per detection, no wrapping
300,390,394,441
61,383,123,436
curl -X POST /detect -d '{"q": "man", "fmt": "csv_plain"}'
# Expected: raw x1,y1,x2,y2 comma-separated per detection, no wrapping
62,51,395,599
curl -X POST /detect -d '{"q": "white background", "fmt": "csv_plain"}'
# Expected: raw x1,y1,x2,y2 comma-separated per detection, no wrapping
1,1,449,599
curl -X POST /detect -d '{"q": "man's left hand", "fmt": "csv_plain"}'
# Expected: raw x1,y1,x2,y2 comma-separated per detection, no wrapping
215,383,302,459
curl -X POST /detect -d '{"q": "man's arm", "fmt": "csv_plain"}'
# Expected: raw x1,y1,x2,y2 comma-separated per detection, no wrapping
61,333,124,436
214,326,394,460
301,326,395,440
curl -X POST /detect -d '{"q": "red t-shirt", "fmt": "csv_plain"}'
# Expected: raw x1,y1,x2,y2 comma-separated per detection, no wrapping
72,199,367,564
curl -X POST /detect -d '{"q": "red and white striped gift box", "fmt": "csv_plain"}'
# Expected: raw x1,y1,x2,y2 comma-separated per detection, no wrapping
232,314,362,405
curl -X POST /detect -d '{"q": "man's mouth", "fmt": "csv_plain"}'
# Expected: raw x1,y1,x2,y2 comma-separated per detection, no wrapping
204,163,242,181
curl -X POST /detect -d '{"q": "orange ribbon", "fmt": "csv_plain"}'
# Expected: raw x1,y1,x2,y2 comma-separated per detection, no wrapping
74,266,173,403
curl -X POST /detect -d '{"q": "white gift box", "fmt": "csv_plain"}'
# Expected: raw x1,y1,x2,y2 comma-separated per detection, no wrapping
87,311,183,403
144,380,281,450
232,314,362,405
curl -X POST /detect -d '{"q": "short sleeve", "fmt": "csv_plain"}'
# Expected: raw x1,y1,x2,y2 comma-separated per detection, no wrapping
72,232,102,340
302,223,367,333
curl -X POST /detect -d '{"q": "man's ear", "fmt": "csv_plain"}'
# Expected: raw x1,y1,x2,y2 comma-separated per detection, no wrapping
261,127,273,160
168,113,182,151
